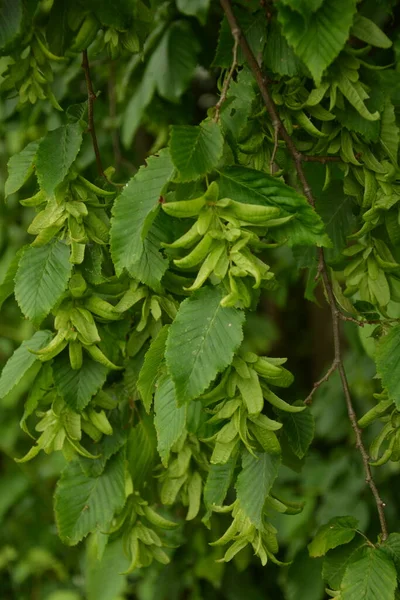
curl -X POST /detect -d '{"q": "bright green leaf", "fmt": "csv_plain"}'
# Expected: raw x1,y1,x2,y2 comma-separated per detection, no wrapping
5,140,39,197
138,326,169,413
166,286,245,405
170,120,224,182
0,330,52,399
154,373,187,466
14,240,72,324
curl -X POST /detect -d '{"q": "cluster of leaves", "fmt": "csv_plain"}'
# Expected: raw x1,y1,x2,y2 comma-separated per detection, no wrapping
2,0,400,599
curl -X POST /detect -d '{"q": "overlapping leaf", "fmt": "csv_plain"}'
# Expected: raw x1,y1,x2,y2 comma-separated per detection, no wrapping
15,240,72,324
166,286,244,405
5,140,38,197
154,373,187,466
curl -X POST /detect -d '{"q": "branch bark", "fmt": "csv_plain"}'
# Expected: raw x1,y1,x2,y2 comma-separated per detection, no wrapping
220,0,388,541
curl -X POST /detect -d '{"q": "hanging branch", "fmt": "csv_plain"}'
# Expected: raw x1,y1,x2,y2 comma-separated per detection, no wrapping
214,29,240,122
220,0,388,541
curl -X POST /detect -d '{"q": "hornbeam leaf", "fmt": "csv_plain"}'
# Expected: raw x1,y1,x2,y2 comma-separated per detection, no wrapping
54,452,126,545
308,516,358,557
170,120,224,182
0,330,52,399
323,537,366,589
380,101,399,166
154,373,186,466
36,123,83,195
166,286,244,405
277,0,357,86
236,451,281,528
376,325,400,409
281,407,314,459
110,149,174,277
204,456,237,517
53,351,108,412
138,326,169,413
340,548,397,600
15,240,72,324
5,140,39,197
217,166,330,247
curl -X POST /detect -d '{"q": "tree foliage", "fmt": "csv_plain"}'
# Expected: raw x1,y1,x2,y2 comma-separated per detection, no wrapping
1,0,400,599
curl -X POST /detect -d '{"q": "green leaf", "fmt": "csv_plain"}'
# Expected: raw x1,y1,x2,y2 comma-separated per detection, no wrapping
235,451,281,528
351,15,392,49
277,0,357,86
5,140,39,197
121,69,156,148
214,7,266,68
380,101,399,166
376,326,400,409
127,217,169,292
337,72,380,121
148,20,200,103
264,19,304,77
110,149,174,277
340,548,397,600
86,536,129,600
52,351,108,412
154,373,187,466
217,166,330,247
381,533,400,570
308,516,358,557
281,407,314,459
204,455,237,514
138,326,169,413
14,240,72,324
0,330,52,399
177,0,210,25
36,124,83,195
126,413,157,490
323,537,366,589
286,549,324,600
0,0,23,53
0,247,24,309
170,120,224,182
166,286,245,405
316,182,356,261
54,452,126,546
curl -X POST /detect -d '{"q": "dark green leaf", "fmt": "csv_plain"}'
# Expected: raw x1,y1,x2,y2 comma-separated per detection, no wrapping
323,537,366,589
282,407,314,459
236,451,281,528
52,351,108,412
170,120,224,182
376,326,400,409
154,373,187,466
36,124,83,195
54,452,126,545
308,516,358,557
138,325,169,413
340,548,397,600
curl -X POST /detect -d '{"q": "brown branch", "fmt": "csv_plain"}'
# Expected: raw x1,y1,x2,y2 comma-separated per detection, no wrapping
214,29,240,122
301,155,342,163
304,359,339,405
82,50,104,177
220,0,388,541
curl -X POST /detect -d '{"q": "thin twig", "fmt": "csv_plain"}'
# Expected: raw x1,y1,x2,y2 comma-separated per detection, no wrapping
220,0,388,541
214,29,240,122
304,359,339,405
82,50,104,177
339,314,400,328
270,125,279,173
